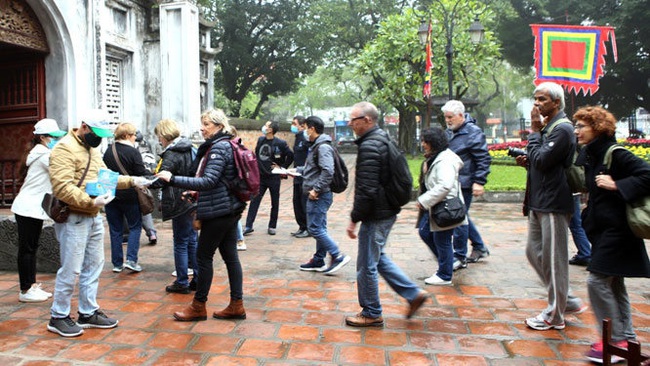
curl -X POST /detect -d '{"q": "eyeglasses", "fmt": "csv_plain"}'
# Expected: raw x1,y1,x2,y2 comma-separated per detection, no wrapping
574,123,590,130
349,115,366,123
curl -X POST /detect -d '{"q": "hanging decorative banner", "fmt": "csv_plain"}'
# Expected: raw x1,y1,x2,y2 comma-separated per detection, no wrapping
423,21,432,98
530,24,617,95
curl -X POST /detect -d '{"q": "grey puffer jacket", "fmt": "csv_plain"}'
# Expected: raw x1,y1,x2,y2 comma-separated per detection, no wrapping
152,137,196,221
170,133,245,220
299,133,334,194
351,127,400,223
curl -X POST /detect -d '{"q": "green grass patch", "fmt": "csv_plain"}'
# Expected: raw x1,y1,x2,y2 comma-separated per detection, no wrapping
407,156,526,191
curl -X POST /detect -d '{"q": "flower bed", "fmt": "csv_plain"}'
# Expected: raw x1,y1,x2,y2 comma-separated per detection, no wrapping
488,139,650,166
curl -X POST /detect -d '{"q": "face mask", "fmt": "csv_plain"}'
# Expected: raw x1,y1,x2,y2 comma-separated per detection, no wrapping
290,125,299,134
46,138,58,150
261,126,267,134
303,130,309,140
83,132,103,148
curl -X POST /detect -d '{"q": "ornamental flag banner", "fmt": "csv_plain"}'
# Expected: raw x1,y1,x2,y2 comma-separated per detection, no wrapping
530,24,617,95
423,21,432,98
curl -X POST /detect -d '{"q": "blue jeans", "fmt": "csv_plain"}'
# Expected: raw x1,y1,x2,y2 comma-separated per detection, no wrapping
570,194,591,260
418,214,454,281
236,220,244,241
172,211,198,287
356,216,421,318
306,191,340,261
105,200,142,267
51,213,104,318
452,188,487,259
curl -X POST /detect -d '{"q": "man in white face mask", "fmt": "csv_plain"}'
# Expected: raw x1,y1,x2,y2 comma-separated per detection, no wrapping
243,120,294,236
47,110,151,338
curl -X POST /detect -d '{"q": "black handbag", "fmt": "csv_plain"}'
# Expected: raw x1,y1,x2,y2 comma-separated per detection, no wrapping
41,193,70,223
112,143,155,215
430,185,466,227
42,150,92,223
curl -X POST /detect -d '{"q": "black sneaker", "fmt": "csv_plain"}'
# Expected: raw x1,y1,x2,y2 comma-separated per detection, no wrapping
323,254,351,275
76,310,118,329
569,255,590,266
47,316,84,337
467,248,490,263
453,257,468,271
243,227,254,236
293,230,310,238
166,282,191,294
299,259,327,272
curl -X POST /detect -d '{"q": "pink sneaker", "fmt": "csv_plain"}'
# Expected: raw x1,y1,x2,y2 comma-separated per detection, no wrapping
586,340,627,364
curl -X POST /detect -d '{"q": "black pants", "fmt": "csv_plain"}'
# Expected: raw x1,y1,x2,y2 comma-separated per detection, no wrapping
15,214,44,292
292,182,308,231
245,176,281,229
194,213,242,302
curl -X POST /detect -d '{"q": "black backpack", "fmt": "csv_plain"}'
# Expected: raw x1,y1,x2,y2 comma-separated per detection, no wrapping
380,135,413,208
312,141,348,193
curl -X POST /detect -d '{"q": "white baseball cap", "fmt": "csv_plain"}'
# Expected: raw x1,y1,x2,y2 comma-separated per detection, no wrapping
34,118,66,137
81,109,113,138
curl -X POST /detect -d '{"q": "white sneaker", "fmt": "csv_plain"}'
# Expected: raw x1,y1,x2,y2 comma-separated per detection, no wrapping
171,269,194,277
424,274,452,286
19,286,49,303
33,283,52,298
237,240,247,251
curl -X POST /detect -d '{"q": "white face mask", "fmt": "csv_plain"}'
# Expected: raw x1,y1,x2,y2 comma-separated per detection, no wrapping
261,126,268,134
303,130,309,140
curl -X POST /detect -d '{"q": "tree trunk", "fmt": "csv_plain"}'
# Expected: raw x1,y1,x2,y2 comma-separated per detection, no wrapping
396,106,418,157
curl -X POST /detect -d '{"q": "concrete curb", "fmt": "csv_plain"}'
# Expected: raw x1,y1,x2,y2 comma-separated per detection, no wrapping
411,191,524,203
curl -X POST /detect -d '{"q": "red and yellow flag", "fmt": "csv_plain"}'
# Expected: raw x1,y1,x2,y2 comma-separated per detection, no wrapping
423,21,432,98
530,24,617,95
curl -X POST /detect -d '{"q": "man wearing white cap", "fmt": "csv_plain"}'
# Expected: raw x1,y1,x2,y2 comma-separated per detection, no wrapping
11,118,66,303
47,109,151,337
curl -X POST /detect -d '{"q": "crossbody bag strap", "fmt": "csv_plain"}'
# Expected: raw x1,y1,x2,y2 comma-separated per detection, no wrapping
77,149,92,187
111,143,129,175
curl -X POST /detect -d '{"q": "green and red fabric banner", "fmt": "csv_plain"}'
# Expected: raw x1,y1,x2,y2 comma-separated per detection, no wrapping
530,24,617,95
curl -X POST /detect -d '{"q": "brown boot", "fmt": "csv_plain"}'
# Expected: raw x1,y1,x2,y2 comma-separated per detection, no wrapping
173,299,207,321
212,299,246,319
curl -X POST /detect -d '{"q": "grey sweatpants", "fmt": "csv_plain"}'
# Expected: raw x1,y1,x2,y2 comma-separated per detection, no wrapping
526,211,583,325
587,272,636,342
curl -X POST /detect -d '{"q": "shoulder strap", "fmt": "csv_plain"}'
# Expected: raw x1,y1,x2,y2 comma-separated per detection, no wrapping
603,144,627,169
77,149,92,187
545,117,572,135
111,143,128,175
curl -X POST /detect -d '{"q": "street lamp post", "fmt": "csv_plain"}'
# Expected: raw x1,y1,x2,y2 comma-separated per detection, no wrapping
418,5,485,101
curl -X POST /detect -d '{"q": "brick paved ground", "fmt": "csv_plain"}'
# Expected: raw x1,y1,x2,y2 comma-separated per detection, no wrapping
0,154,648,365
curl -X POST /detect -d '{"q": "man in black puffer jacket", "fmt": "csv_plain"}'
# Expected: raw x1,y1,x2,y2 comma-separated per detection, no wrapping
344,101,427,328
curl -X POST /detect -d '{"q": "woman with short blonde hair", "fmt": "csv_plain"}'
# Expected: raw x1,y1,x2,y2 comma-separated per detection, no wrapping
103,122,151,273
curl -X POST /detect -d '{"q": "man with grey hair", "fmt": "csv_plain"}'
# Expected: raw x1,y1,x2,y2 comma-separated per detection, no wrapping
345,101,427,327
515,82,586,330
442,100,491,269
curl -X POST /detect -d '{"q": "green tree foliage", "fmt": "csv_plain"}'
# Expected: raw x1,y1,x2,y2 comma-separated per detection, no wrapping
199,0,324,118
496,0,649,118
355,1,500,151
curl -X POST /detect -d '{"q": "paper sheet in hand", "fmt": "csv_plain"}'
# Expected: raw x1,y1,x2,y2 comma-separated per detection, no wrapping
271,167,301,176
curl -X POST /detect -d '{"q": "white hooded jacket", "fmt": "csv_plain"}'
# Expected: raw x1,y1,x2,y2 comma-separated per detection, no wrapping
11,144,53,220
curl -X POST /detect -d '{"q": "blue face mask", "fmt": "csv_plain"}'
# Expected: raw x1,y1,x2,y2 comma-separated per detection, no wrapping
261,126,267,134
290,125,299,134
46,138,58,150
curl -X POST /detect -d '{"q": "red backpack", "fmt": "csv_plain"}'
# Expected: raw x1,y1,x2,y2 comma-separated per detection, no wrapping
227,137,260,202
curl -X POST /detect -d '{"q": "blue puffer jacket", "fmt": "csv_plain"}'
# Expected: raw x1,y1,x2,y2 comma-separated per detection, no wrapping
446,113,491,188
170,132,245,220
